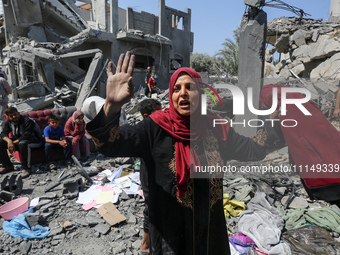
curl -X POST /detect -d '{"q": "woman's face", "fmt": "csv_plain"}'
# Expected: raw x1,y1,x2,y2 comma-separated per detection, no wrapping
172,74,200,116
75,115,84,124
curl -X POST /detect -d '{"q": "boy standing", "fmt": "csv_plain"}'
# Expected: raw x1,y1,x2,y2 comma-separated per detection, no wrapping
43,114,71,169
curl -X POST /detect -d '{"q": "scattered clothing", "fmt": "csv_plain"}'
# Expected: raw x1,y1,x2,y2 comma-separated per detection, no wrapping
238,192,291,255
224,177,254,202
229,233,256,254
282,225,340,255
223,193,247,218
278,206,340,233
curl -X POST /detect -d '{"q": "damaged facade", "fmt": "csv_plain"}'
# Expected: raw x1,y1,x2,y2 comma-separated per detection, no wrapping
0,0,193,111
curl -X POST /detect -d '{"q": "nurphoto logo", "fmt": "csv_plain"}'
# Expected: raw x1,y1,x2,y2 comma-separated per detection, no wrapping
200,85,312,128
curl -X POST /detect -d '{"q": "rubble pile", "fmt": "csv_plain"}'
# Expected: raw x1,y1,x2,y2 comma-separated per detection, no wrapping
263,17,340,119
0,141,339,254
265,17,340,82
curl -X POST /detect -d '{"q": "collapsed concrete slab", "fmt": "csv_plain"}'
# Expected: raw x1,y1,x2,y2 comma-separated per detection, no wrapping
0,0,193,112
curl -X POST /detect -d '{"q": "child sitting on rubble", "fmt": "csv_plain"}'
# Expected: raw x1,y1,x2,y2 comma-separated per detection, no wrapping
64,110,90,161
43,114,72,170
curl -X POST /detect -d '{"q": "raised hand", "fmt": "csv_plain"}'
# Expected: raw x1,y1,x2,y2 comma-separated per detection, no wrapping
104,51,135,119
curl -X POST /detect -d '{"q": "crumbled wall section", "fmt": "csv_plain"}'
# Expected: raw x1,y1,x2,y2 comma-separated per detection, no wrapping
0,0,193,111
265,17,340,81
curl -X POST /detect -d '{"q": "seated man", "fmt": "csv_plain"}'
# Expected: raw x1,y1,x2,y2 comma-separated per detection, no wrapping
43,114,71,170
0,107,43,178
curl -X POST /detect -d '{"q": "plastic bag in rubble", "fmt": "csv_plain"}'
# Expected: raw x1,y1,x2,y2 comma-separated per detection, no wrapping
3,208,50,239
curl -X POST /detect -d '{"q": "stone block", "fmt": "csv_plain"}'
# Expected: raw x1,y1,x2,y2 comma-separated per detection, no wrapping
93,223,111,235
291,63,305,76
0,174,23,195
292,45,311,63
63,177,83,199
275,34,290,53
25,213,48,229
310,34,340,60
310,52,340,80
292,30,306,47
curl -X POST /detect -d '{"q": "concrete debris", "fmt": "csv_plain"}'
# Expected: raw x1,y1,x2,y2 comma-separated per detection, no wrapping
264,17,340,119
62,177,83,199
1,0,193,112
0,174,23,195
0,190,15,205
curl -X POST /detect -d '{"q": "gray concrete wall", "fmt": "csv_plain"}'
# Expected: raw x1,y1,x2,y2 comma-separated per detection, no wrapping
132,11,158,35
165,7,193,69
235,8,267,136
330,0,340,22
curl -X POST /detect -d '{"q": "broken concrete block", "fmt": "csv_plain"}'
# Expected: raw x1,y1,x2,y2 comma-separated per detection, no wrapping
28,26,47,42
291,63,305,76
303,83,319,101
312,30,320,42
0,190,15,204
1,174,23,195
292,30,306,47
312,80,339,94
275,34,290,53
16,82,47,99
75,52,104,110
62,177,83,199
264,62,279,78
19,241,32,255
310,52,340,80
93,223,111,235
292,45,311,63
288,197,309,209
310,35,340,60
25,213,48,229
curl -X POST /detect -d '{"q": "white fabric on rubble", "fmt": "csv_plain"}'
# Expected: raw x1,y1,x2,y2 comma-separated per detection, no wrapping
238,192,291,255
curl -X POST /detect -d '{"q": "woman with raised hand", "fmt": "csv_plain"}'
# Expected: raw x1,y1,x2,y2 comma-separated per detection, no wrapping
86,52,283,254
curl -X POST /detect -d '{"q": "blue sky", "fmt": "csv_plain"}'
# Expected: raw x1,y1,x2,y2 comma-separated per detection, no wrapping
78,1,331,56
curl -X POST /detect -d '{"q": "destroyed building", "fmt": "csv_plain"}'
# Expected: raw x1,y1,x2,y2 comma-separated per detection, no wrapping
0,0,193,111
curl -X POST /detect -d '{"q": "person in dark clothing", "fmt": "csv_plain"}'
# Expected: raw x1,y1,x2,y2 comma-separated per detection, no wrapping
86,52,283,254
144,66,151,87
0,107,43,178
138,99,162,254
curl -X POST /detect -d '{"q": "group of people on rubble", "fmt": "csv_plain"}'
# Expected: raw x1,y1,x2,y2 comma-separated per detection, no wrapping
0,105,90,178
